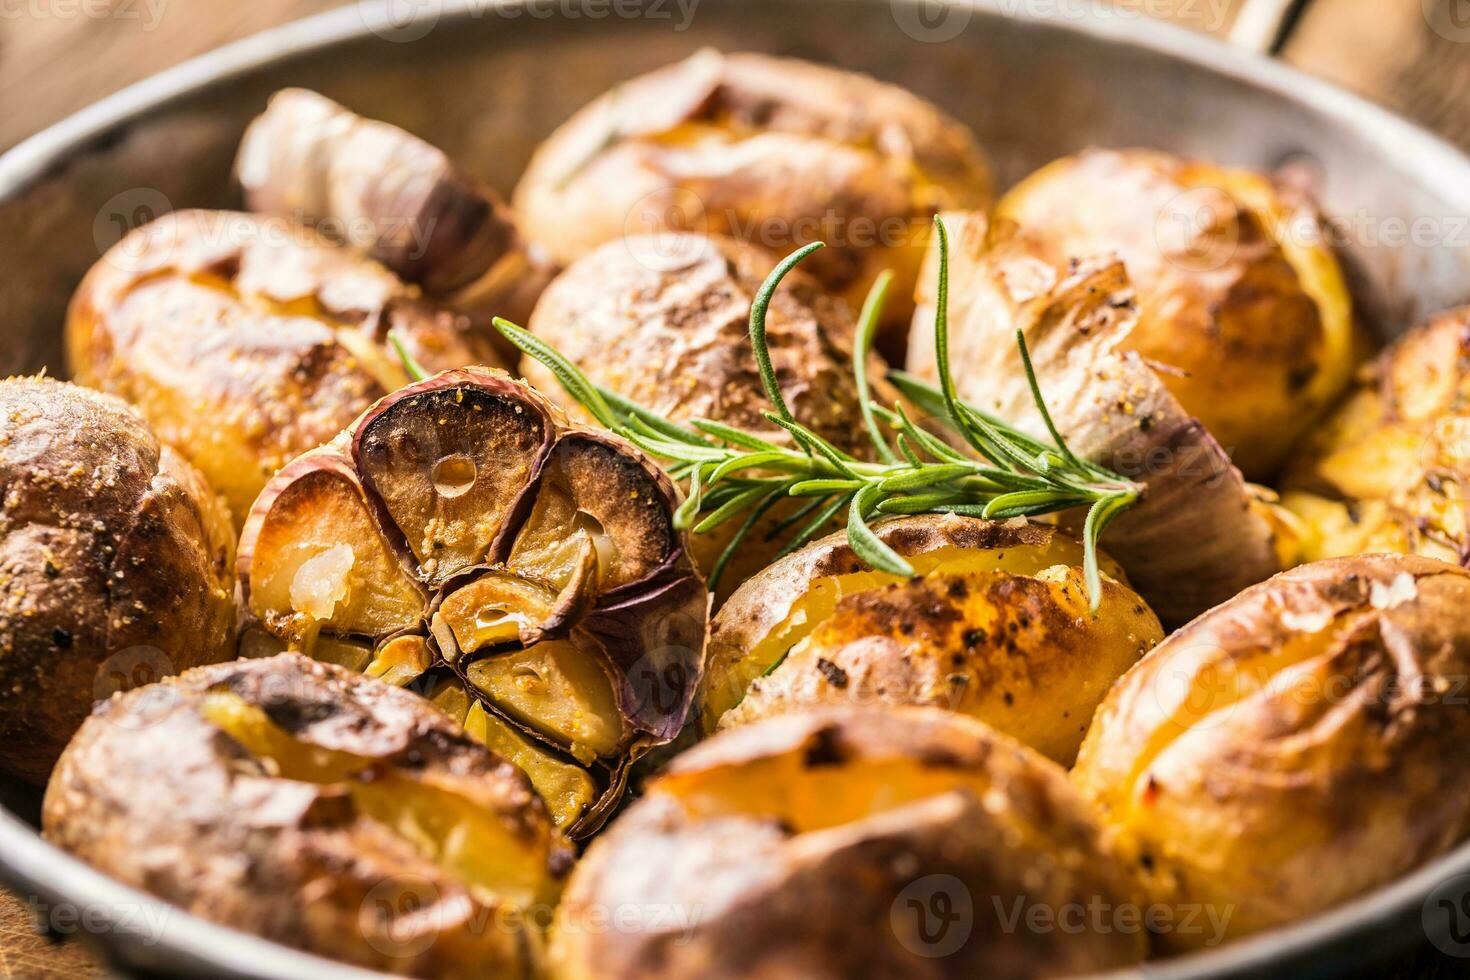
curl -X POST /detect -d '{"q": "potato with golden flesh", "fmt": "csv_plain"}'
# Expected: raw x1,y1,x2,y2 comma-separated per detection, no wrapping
908,212,1287,626
44,653,572,978
0,378,235,784
514,49,993,359
996,148,1361,478
552,706,1146,980
239,367,707,838
705,513,1161,764
236,88,551,330
67,209,505,527
1282,306,1470,564
526,231,899,598
1073,554,1470,951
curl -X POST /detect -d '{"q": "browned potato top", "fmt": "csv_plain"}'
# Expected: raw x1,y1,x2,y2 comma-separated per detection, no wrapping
997,148,1360,478
237,88,550,328
514,49,993,357
1283,305,1470,564
0,377,235,784
706,513,1161,764
44,653,571,979
67,209,504,527
1074,554,1470,950
527,231,897,594
239,366,707,837
908,211,1286,626
553,706,1146,980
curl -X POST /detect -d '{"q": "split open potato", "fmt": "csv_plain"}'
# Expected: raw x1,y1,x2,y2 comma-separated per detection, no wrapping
552,706,1147,979
1073,554,1470,951
66,209,504,526
238,366,707,837
236,88,551,331
0,378,236,784
514,49,993,359
996,148,1361,479
1281,304,1470,564
44,653,572,978
704,513,1161,764
908,211,1289,626
526,231,898,598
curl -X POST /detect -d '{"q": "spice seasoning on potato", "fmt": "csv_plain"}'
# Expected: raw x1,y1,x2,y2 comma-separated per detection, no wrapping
1282,304,1470,564
552,706,1147,980
238,366,707,838
236,88,552,330
514,49,993,360
907,211,1286,626
997,148,1362,479
706,513,1162,764
44,653,571,979
0,377,236,784
1073,554,1470,951
66,209,506,528
525,231,899,598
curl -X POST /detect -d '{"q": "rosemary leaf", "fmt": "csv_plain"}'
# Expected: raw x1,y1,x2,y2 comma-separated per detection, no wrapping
494,318,619,430
749,241,825,426
387,330,429,382
846,484,915,577
853,270,899,464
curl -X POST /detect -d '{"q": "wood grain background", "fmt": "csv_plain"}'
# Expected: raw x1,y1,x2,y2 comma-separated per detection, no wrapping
3,0,1470,975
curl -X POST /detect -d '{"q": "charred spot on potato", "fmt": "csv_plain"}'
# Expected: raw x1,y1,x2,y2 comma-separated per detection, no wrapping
241,368,706,838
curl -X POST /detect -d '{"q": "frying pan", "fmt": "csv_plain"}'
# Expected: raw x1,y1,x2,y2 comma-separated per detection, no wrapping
2,0,1470,976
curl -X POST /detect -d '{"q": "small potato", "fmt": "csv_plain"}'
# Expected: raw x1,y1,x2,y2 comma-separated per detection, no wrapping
0,378,235,783
236,88,552,330
997,148,1362,479
67,209,505,526
514,49,993,359
44,653,572,978
552,706,1146,980
238,366,708,838
1282,305,1470,564
908,211,1287,626
1073,554,1470,951
705,513,1162,764
526,231,898,598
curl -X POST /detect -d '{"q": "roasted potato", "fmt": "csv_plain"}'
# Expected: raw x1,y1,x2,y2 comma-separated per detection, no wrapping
908,212,1287,626
996,148,1361,478
67,209,505,527
238,366,707,837
514,49,993,359
1282,305,1470,564
44,653,571,978
1073,554,1470,951
236,88,551,330
0,377,235,784
703,513,1161,764
526,231,898,598
552,706,1146,979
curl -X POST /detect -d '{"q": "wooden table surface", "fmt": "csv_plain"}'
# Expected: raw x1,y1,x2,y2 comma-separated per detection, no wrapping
3,0,1470,976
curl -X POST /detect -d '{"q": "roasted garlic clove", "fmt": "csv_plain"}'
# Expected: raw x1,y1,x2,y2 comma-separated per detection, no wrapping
240,367,707,837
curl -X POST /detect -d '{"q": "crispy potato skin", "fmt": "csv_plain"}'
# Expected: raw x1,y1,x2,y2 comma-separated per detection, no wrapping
1073,555,1470,951
997,148,1361,479
514,50,992,358
552,707,1145,980
704,515,1161,749
0,378,235,784
66,210,504,526
526,232,896,595
44,653,572,979
236,88,551,330
1283,306,1470,563
712,514,1161,764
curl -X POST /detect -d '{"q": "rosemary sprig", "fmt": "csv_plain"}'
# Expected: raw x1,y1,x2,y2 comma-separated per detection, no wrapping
488,216,1142,609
